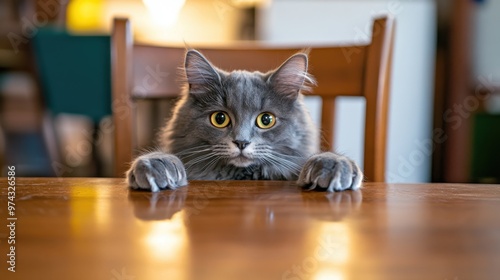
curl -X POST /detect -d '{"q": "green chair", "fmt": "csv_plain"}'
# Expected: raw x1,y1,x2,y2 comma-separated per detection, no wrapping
32,27,111,176
471,113,500,183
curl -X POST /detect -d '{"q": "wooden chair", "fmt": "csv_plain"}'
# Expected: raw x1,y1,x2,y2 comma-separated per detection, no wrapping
111,16,395,182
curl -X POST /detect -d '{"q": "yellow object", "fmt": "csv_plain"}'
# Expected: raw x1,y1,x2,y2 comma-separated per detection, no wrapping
67,0,103,32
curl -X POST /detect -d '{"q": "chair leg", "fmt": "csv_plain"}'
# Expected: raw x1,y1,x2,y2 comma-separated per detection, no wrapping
92,122,103,177
41,112,62,177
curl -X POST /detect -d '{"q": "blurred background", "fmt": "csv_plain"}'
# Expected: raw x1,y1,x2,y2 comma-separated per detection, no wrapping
0,0,498,183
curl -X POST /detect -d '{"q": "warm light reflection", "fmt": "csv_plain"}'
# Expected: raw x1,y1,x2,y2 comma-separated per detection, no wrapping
312,222,350,280
94,186,111,227
70,186,96,235
231,0,271,8
142,211,188,261
313,268,344,280
142,0,186,27
318,222,349,263
67,0,242,44
70,185,111,235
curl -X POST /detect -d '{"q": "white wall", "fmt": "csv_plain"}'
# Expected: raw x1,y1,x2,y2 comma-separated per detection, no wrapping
474,0,500,113
258,0,436,182
474,0,500,78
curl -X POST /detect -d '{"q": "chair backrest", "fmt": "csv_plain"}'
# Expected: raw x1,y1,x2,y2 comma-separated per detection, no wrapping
111,16,395,182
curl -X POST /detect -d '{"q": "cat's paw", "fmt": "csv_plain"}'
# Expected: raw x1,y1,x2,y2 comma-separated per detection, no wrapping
127,152,188,192
297,152,363,192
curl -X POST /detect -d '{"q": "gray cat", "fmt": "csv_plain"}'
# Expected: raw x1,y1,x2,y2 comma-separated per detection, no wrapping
126,50,363,192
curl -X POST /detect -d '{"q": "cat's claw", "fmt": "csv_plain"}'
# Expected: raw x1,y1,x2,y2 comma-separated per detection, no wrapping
127,153,188,192
297,152,363,192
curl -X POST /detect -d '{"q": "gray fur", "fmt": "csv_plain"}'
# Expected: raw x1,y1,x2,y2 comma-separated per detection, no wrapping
126,49,363,192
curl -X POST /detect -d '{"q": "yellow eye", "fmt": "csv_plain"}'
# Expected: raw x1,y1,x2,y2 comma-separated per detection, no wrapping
210,111,230,128
256,112,276,129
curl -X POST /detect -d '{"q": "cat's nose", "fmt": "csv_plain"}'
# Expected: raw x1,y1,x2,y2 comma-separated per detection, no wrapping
233,140,250,150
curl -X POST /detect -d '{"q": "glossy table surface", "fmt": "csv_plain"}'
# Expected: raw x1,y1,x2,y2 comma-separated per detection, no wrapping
1,178,500,280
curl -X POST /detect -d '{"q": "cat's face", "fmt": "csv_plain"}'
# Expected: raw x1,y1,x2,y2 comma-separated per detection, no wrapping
165,50,317,179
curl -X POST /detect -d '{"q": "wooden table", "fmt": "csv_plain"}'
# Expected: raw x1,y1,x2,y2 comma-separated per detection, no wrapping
1,178,500,280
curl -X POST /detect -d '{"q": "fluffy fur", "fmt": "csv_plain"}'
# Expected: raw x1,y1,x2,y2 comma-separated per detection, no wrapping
127,50,362,192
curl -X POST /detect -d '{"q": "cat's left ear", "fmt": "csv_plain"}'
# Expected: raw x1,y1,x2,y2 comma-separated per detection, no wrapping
268,53,315,99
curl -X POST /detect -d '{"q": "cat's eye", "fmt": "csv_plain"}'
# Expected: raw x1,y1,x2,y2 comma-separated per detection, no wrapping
256,112,276,129
210,111,231,128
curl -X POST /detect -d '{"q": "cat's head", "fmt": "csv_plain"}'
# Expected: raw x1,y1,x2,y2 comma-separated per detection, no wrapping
164,50,318,179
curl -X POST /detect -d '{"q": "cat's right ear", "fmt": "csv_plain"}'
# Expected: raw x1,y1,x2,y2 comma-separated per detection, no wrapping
184,50,221,94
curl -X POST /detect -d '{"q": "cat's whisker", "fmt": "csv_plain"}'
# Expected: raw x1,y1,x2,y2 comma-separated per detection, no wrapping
177,149,227,159
177,149,215,157
176,145,227,157
176,144,223,155
261,157,297,179
257,145,305,159
268,152,303,166
203,155,225,172
271,161,300,175
184,153,219,168
252,146,303,178
254,147,303,170
183,147,232,172
177,144,212,151
270,155,301,172
261,155,301,177
177,144,231,165
184,153,213,163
